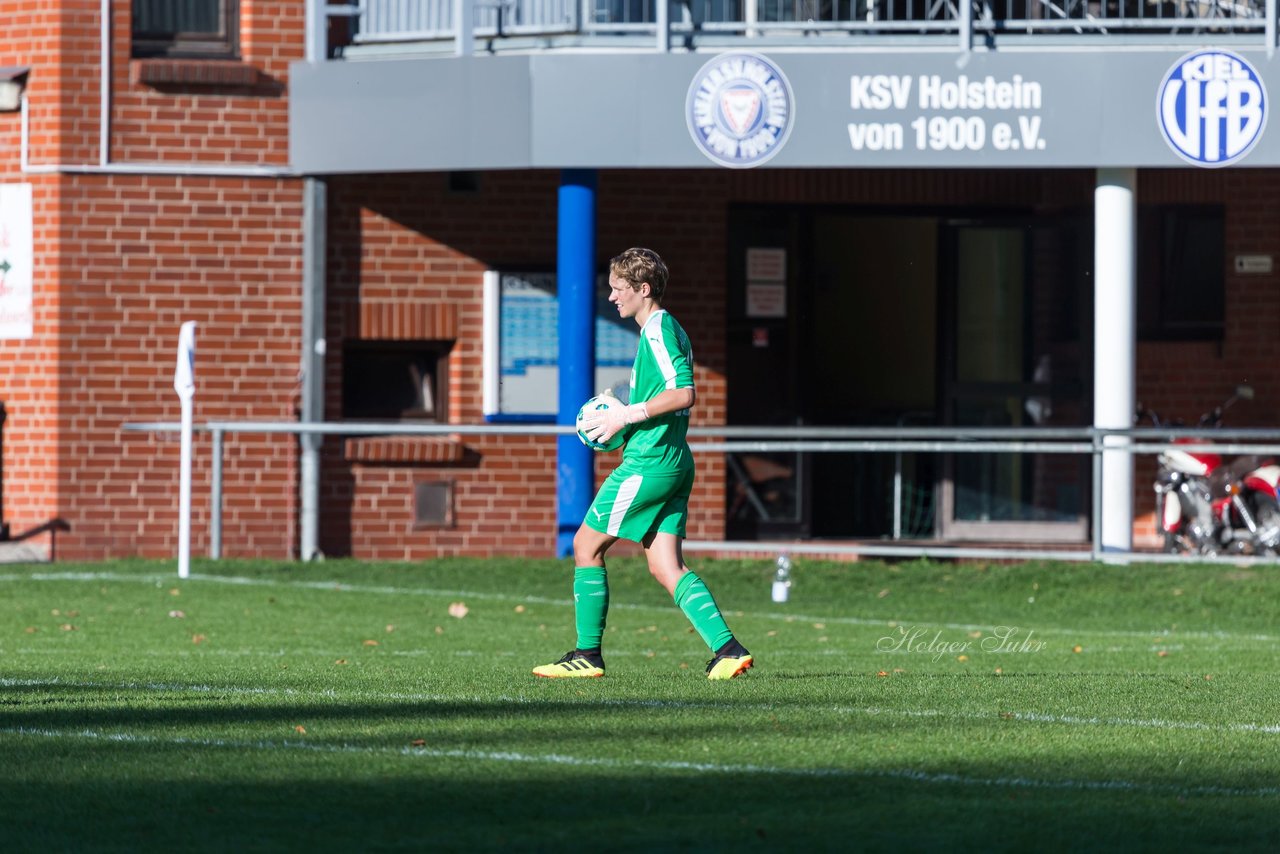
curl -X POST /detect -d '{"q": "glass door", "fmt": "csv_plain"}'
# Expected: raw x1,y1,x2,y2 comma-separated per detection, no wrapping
939,221,1089,541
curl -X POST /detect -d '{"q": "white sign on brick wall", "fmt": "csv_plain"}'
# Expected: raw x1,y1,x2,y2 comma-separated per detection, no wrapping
0,183,33,340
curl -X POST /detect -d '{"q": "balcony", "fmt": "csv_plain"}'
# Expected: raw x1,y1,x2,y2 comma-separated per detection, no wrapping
325,0,1277,56
294,0,1280,173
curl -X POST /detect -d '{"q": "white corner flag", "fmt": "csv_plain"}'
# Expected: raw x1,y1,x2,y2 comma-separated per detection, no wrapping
175,321,196,401
175,321,197,579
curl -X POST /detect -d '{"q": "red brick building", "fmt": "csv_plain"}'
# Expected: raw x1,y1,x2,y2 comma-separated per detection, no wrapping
0,1,299,560
1,3,1278,561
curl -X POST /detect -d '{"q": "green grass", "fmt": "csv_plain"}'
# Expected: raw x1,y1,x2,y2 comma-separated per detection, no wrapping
3,555,1280,852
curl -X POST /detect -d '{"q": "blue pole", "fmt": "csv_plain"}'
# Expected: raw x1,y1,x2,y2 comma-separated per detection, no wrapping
556,170,597,558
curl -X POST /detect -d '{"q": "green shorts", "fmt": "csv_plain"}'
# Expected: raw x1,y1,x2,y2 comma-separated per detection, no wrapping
584,462,694,542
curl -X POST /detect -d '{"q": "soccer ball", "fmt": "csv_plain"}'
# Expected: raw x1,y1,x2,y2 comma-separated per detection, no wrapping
576,395,626,453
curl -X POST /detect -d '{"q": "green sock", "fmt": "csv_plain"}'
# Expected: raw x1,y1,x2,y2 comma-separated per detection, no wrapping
573,566,609,651
673,572,734,653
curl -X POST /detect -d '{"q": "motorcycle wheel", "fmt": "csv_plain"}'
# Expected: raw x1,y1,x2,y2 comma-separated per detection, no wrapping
1251,494,1280,555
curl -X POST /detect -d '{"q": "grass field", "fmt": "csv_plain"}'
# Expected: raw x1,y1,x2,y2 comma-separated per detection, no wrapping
3,554,1280,852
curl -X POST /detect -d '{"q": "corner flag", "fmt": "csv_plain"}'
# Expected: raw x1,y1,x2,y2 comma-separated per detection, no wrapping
175,321,196,578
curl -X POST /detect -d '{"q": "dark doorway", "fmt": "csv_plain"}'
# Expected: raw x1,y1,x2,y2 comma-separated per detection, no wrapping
726,204,1093,543
724,208,807,539
800,212,938,538
726,206,939,539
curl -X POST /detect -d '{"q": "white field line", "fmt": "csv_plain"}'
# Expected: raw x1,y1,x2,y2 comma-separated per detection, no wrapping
1,723,1277,799
4,570,1278,644
0,640,1259,660
4,677,1279,737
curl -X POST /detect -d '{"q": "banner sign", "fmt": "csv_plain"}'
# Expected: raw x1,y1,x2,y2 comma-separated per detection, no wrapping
293,49,1280,172
0,184,34,340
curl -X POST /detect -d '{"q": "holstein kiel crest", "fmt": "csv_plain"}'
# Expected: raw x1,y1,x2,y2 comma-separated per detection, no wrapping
1157,49,1267,168
687,53,795,168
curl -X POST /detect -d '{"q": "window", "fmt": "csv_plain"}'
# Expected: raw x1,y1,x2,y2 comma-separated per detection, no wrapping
483,270,639,421
1137,205,1225,341
447,172,482,194
413,481,454,528
342,341,452,421
132,0,239,59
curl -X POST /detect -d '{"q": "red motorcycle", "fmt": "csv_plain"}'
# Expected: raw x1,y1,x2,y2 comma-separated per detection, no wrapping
1139,386,1280,556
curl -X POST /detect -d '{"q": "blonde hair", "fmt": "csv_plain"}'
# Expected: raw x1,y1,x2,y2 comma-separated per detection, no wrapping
609,247,669,301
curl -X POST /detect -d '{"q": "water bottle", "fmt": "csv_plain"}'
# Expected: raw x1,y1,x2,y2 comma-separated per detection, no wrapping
771,554,792,603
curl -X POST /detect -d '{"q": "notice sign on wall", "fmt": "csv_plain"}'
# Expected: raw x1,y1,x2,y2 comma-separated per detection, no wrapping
747,247,786,282
746,247,787,318
0,183,33,339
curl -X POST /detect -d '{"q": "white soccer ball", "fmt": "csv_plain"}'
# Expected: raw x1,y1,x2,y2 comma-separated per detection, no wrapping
575,395,625,452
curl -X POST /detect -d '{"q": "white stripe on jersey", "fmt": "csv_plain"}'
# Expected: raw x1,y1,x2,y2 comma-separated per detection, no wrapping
643,310,680,390
608,475,644,536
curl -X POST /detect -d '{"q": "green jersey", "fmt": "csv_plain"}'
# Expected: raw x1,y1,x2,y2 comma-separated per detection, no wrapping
624,310,694,471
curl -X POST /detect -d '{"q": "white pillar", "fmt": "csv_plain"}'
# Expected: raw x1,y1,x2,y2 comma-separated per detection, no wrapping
455,0,473,56
301,3,328,562
305,0,326,63
299,178,326,561
1094,168,1136,556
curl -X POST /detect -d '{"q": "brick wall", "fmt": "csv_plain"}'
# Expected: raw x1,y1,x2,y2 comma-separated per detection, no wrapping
0,2,304,560
113,4,294,166
1131,169,1280,543
323,167,1278,560
321,170,742,559
0,4,88,554
62,175,304,559
1138,169,1280,423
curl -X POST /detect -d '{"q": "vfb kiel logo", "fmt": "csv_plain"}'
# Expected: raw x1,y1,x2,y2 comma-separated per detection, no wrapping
687,52,794,169
1157,49,1267,168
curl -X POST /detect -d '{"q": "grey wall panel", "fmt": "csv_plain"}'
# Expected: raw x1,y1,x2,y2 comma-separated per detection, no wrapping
291,49,1280,172
528,56,711,168
290,57,534,173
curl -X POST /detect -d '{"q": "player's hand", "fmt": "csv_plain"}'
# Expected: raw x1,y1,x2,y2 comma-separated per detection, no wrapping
584,401,649,444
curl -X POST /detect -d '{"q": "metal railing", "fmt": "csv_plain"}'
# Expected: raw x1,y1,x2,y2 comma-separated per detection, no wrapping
122,419,1280,564
331,0,1275,48
356,0,579,40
